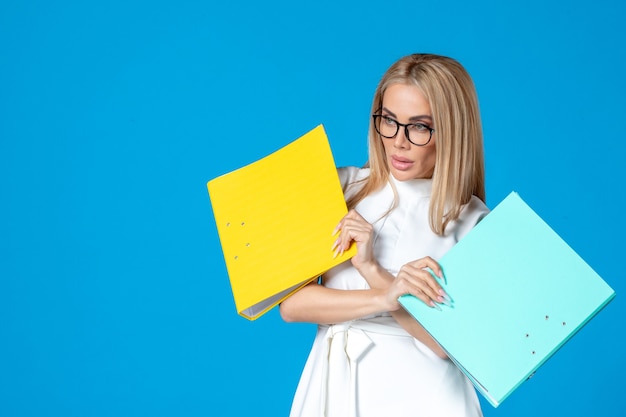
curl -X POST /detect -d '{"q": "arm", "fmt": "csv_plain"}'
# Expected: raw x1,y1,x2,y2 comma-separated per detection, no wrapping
356,260,450,359
319,210,450,358
279,281,389,324
279,277,447,358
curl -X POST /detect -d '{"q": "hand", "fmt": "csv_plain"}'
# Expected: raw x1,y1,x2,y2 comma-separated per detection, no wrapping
331,209,376,272
384,257,450,311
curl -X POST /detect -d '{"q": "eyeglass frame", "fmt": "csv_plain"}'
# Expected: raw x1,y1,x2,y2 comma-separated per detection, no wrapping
371,114,435,146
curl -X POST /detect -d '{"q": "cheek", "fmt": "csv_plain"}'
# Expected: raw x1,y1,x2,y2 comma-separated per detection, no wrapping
413,144,436,163
426,141,437,159
427,145,437,160
428,148,438,166
381,140,393,156
414,147,437,174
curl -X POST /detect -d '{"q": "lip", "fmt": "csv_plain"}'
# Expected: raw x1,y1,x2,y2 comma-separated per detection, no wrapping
391,155,414,171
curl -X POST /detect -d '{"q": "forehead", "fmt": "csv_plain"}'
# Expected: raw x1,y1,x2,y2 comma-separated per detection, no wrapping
382,83,431,114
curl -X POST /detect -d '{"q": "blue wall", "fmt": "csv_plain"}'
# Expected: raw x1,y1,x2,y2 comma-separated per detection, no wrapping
1,1,624,416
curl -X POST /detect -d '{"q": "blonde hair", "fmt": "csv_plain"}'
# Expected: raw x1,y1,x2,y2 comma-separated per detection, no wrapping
346,53,486,235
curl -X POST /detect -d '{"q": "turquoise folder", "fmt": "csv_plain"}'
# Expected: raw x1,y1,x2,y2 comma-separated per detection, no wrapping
398,191,615,407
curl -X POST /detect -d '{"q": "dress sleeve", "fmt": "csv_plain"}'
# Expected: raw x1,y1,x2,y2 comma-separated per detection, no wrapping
337,166,369,201
451,196,490,241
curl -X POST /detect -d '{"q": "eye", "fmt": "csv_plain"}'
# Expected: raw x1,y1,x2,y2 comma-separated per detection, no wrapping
408,123,430,132
382,116,397,126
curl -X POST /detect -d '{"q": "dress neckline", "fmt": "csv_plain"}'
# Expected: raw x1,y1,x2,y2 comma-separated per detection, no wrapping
389,174,433,198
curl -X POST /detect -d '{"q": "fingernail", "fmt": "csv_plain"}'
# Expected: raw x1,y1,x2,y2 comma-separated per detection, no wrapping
331,238,339,251
438,295,452,307
439,291,453,305
430,301,442,311
439,269,448,285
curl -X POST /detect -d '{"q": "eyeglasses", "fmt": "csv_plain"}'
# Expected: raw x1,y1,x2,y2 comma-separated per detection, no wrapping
372,114,435,146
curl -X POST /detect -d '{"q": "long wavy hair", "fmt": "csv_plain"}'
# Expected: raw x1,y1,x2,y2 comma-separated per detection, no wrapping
346,53,486,235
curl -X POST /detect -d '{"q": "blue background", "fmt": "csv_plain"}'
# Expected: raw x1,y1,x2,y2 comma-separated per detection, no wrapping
1,0,624,416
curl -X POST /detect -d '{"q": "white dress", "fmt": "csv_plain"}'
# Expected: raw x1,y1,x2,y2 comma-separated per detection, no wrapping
288,167,490,417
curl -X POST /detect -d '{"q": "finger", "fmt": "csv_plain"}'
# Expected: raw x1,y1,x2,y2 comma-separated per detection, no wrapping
332,209,366,238
407,257,444,283
332,216,346,236
407,256,443,279
344,209,365,220
332,210,353,236
395,279,442,310
338,226,369,256
397,267,447,305
331,224,363,257
336,218,372,249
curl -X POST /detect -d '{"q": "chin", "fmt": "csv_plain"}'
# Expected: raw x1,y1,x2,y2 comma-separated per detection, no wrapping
391,168,433,181
390,170,415,181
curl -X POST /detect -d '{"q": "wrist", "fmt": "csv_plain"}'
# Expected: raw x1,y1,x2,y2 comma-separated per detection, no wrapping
357,261,391,289
372,288,394,312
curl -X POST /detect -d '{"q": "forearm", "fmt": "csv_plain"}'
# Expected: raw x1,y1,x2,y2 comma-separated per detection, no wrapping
390,309,448,359
356,261,395,288
279,282,388,324
359,262,448,359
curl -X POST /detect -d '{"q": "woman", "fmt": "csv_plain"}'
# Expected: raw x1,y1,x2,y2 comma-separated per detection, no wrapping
280,53,489,417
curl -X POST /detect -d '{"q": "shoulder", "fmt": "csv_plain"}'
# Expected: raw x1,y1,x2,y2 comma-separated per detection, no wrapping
337,166,369,197
337,166,370,186
451,196,490,240
461,196,490,222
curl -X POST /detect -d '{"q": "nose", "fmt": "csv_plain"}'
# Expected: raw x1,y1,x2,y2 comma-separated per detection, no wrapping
393,127,410,148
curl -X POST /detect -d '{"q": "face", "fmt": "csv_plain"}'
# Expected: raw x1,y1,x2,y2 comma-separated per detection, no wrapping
379,83,436,181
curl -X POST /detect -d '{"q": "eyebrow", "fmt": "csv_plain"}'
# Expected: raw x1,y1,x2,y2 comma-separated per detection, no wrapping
382,107,433,123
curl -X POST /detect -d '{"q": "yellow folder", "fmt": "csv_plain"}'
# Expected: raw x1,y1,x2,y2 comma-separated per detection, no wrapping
207,124,356,320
